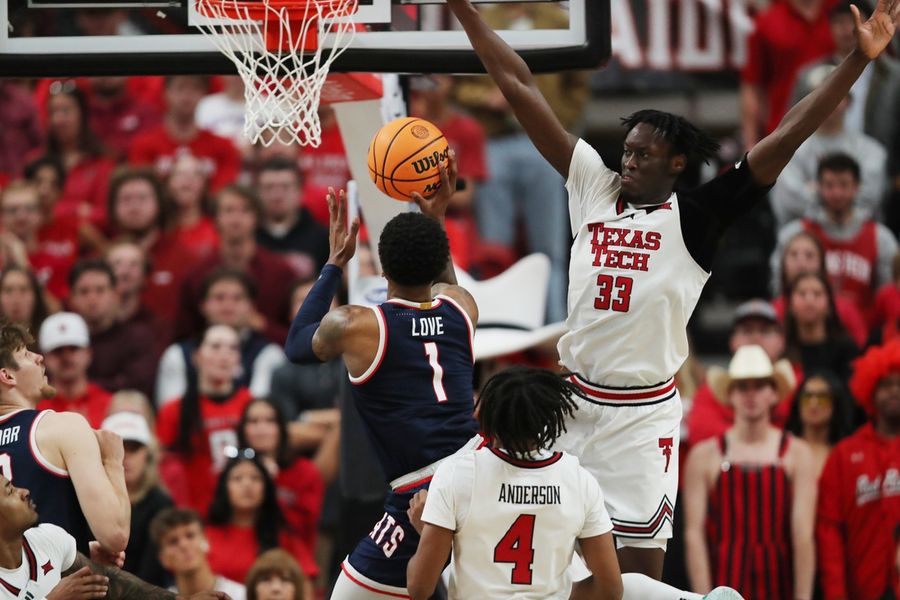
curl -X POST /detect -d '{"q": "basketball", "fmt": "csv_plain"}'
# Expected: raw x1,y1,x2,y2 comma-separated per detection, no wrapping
367,117,450,202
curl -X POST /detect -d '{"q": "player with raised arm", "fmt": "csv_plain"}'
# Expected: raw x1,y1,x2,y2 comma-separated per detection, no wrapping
0,474,230,600
406,366,743,600
446,0,900,580
284,152,482,599
0,321,130,559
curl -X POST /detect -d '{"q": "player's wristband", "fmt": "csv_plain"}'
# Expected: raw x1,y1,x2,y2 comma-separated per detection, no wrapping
284,264,342,364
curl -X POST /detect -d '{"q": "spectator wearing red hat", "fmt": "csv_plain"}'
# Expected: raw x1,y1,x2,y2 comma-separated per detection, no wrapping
129,76,241,193
816,341,900,600
36,311,112,428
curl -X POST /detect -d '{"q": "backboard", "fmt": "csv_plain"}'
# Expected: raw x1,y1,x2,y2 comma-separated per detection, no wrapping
1,0,610,76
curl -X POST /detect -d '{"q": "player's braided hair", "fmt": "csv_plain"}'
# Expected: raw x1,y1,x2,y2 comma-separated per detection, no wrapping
476,367,585,461
378,212,449,287
621,109,720,165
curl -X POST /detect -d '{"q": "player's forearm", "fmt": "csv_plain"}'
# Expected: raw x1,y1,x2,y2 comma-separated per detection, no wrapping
97,461,131,552
67,553,178,600
446,0,536,100
405,555,439,600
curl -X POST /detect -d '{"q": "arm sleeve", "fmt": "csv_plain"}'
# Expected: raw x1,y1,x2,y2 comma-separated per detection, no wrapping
816,450,849,600
579,468,614,539
421,454,475,532
155,344,187,408
876,224,898,287
680,157,774,271
249,344,287,399
565,139,620,236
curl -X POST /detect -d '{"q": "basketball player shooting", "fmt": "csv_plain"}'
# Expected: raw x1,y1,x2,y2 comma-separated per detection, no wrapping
0,322,130,560
284,153,483,599
447,0,900,581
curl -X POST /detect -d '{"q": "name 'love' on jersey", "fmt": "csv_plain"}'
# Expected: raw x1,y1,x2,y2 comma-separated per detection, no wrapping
559,140,771,387
349,295,478,483
0,410,92,555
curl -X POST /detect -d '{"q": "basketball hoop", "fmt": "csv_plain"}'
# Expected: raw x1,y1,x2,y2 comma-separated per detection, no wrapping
194,0,366,147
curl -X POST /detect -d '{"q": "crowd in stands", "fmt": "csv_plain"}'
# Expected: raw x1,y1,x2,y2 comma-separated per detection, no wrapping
0,1,900,598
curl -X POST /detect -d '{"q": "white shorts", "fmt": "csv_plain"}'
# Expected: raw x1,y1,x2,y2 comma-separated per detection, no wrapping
555,375,682,550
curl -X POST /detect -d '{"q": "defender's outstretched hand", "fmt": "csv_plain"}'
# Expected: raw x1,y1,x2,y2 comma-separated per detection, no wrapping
411,150,459,223
853,0,899,59
325,187,360,268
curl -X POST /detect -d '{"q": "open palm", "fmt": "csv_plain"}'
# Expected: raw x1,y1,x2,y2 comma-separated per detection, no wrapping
853,0,900,59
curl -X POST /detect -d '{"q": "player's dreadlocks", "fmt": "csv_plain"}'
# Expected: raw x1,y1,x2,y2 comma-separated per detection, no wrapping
621,109,720,165
476,366,585,461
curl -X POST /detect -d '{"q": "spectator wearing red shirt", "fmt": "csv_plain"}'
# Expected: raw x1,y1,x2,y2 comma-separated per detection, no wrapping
36,81,115,231
156,324,253,516
177,186,295,344
205,454,319,586
255,158,329,281
0,80,42,181
67,259,158,397
740,0,835,148
108,167,202,323
411,75,488,272
87,76,162,161
1,181,77,305
817,341,900,600
165,154,219,261
36,311,112,428
295,107,351,226
686,300,797,445
772,229,869,347
237,398,327,553
129,76,241,193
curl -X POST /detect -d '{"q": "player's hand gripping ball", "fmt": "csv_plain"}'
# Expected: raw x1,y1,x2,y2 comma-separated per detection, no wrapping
368,117,450,202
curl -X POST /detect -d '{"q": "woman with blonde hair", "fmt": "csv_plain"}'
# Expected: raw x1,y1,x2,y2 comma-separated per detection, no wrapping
101,407,173,586
245,549,311,600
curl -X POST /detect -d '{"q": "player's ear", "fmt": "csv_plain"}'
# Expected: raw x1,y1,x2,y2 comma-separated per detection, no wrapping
0,368,15,386
670,154,687,176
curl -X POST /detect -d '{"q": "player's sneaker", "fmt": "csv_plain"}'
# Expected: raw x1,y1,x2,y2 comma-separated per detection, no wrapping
702,588,745,600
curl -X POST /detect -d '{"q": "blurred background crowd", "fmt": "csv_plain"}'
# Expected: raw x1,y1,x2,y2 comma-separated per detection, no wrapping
1,1,899,599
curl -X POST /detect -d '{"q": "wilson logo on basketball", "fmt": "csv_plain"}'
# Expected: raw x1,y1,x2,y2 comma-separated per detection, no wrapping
411,147,450,175
411,125,430,139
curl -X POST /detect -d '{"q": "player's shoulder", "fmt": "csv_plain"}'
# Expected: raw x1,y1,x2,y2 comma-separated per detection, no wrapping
27,523,72,545
433,284,478,323
36,409,90,433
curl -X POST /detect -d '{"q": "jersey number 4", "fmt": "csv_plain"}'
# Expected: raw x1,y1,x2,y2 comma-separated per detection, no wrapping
494,514,536,585
0,453,11,482
594,274,633,312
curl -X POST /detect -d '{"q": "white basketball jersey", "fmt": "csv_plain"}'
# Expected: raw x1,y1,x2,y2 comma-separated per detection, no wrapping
0,524,76,600
421,448,613,600
558,139,710,387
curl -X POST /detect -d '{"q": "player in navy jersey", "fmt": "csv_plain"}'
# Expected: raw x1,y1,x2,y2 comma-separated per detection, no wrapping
0,321,130,559
284,152,481,599
447,0,900,580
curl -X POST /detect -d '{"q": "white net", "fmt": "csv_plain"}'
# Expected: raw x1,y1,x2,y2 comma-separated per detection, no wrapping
194,0,357,147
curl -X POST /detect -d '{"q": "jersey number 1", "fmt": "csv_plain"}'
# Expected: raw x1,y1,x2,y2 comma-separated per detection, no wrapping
594,274,633,312
424,342,447,403
494,514,536,585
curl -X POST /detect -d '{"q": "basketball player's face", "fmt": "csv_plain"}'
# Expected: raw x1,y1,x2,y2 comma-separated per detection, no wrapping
4,346,54,402
0,476,38,532
227,460,265,513
620,124,684,204
255,574,297,600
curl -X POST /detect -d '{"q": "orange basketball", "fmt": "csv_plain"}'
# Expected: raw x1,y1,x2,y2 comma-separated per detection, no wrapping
368,117,449,202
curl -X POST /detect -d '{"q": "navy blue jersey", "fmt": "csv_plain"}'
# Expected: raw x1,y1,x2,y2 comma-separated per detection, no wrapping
0,409,92,554
349,295,478,482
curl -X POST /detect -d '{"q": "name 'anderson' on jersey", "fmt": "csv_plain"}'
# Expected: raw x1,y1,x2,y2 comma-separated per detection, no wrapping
558,140,771,387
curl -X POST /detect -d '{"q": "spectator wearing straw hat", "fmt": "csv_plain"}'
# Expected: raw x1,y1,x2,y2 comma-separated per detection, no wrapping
683,345,816,600
36,311,112,429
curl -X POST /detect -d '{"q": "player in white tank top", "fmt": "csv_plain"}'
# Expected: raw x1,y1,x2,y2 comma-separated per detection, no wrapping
405,367,743,600
446,0,898,579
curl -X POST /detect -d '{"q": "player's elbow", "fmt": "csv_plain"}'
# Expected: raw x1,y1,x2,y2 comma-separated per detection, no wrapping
96,527,129,555
406,576,435,600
